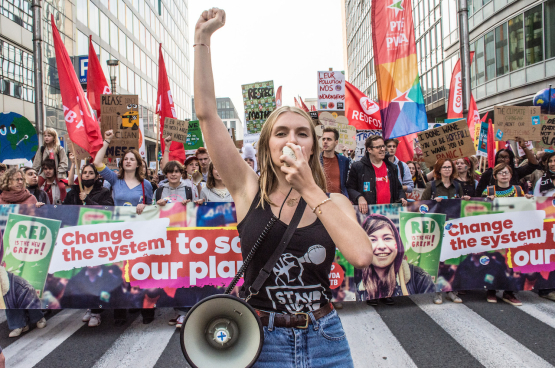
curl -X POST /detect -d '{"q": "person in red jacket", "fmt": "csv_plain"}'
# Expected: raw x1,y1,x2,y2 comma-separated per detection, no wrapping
38,158,67,205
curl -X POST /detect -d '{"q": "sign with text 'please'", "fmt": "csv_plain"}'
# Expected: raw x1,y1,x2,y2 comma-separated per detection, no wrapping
100,95,140,158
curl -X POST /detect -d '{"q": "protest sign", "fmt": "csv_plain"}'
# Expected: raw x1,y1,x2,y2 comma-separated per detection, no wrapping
417,120,476,166
406,188,425,201
317,71,345,111
400,212,445,280
100,95,140,158
315,112,356,152
537,115,555,150
355,130,382,160
2,214,61,297
185,120,204,150
242,81,276,135
515,140,534,157
476,122,488,157
494,106,541,141
0,112,39,165
163,118,189,144
64,134,90,160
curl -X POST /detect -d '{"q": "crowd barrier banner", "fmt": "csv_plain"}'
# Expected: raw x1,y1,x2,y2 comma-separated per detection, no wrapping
1,197,555,309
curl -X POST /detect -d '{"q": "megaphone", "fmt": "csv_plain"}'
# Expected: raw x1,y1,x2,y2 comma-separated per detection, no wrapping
180,294,264,368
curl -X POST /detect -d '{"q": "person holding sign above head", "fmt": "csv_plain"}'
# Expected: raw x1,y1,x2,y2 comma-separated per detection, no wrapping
476,137,540,195
194,8,373,366
346,135,407,215
481,163,533,306
533,152,555,197
93,130,153,214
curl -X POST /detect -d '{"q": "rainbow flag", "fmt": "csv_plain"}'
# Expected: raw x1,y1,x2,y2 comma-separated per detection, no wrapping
371,0,428,139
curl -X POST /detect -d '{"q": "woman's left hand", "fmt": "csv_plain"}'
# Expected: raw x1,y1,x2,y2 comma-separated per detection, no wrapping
401,199,408,206
435,197,443,202
79,192,87,201
194,199,204,205
280,143,316,195
35,202,45,208
181,199,191,206
463,195,471,200
525,194,534,199
136,203,146,215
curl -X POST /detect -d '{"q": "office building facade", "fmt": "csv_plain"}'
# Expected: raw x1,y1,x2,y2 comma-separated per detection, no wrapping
191,96,244,141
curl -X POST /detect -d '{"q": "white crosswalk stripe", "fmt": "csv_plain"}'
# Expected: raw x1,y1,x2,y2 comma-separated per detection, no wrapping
2,309,85,367
410,293,553,368
0,296,554,368
339,302,418,368
91,308,176,368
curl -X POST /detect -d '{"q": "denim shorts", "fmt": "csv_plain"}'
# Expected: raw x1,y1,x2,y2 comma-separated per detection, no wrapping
253,309,354,368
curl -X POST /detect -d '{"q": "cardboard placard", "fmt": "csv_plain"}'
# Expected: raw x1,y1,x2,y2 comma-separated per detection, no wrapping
476,122,488,157
315,112,356,152
63,134,90,161
163,118,189,143
100,95,140,158
417,120,476,166
537,115,555,150
317,71,345,111
494,106,541,141
242,80,276,135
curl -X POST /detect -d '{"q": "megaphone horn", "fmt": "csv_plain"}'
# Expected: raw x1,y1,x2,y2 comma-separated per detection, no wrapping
180,294,264,368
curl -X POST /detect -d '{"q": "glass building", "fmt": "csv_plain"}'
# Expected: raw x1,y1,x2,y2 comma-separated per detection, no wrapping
191,96,244,140
342,0,555,122
1,0,190,163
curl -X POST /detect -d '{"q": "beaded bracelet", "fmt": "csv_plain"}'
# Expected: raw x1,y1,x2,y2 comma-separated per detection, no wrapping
193,43,210,53
312,198,332,214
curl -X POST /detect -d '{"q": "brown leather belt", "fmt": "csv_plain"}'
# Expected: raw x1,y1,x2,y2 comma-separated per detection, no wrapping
256,303,334,329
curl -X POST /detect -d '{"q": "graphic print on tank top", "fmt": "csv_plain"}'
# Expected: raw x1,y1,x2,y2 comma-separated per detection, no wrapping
265,244,330,313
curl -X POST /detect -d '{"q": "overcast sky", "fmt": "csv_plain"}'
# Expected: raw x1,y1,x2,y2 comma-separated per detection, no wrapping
188,0,345,119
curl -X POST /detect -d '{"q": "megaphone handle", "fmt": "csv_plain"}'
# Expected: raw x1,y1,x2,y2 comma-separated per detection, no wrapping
224,216,277,295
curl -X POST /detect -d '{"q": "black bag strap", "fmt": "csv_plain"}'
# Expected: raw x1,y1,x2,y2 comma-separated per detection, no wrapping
249,198,307,296
453,180,461,197
487,185,495,196
431,180,437,199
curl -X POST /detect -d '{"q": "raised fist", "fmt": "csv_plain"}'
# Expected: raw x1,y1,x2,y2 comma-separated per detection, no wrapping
195,8,226,37
104,130,114,140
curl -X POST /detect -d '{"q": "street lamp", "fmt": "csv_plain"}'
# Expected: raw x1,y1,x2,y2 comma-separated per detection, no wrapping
106,59,119,94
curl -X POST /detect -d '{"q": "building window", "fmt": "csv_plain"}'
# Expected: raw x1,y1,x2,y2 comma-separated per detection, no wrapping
508,14,524,71
100,12,109,43
547,0,555,60
524,5,543,65
76,0,88,26
484,30,495,81
119,63,127,91
495,23,509,76
475,37,485,85
89,2,99,35
110,21,119,50
0,40,34,102
0,0,33,31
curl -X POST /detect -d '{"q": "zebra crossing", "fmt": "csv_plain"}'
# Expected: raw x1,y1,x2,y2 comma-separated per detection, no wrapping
1,290,554,368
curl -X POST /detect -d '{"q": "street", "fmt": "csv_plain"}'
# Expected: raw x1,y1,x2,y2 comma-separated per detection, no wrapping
1,290,554,367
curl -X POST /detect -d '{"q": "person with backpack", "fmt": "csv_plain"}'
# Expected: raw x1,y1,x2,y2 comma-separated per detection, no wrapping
32,128,68,178
481,163,533,306
155,161,192,206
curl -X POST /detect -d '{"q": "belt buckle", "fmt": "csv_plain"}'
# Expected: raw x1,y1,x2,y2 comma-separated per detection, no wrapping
294,312,309,329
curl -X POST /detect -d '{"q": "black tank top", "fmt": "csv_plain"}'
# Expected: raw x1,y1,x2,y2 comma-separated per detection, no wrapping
237,191,335,314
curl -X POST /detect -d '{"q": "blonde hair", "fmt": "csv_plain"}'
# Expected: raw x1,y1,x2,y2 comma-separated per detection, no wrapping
0,168,24,192
44,128,61,152
257,106,326,208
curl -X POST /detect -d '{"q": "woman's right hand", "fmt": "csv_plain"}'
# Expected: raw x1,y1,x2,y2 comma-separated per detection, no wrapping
164,135,172,146
358,196,368,214
104,130,114,142
156,198,168,207
195,8,226,37
68,152,75,162
434,197,443,202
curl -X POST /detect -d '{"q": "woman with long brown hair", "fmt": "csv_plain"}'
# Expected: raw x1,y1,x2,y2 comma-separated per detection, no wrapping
200,162,233,202
194,8,372,366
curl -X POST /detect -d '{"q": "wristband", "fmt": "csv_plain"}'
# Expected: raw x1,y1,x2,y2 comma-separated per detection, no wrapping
104,139,111,145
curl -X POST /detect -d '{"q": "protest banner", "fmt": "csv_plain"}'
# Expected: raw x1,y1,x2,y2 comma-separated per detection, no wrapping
2,214,61,297
400,212,445,280
315,112,356,152
355,130,382,160
2,195,555,309
185,120,204,150
242,80,276,135
317,71,345,111
476,122,488,157
417,120,476,166
100,95,140,158
537,115,555,150
64,134,90,160
406,188,425,201
494,106,541,141
163,118,189,144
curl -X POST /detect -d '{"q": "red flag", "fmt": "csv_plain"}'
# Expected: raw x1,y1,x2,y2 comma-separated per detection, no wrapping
294,97,301,109
51,15,102,157
311,105,317,111
156,44,185,163
447,52,474,119
487,117,495,168
276,86,282,108
396,133,417,163
345,81,381,130
87,36,111,121
467,94,480,140
299,96,310,112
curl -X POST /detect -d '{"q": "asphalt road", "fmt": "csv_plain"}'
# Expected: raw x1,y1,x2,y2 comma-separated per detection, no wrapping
1,290,554,367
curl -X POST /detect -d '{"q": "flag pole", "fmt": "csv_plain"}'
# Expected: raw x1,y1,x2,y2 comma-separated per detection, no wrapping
156,114,160,174
70,142,83,192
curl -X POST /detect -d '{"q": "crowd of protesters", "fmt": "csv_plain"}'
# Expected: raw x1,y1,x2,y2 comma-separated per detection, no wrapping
0,121,554,339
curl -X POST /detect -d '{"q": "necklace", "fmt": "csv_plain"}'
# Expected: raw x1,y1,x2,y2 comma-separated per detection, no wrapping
278,189,299,207
211,187,229,198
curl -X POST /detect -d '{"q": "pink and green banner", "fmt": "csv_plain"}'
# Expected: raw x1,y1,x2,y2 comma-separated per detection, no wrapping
371,0,428,139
